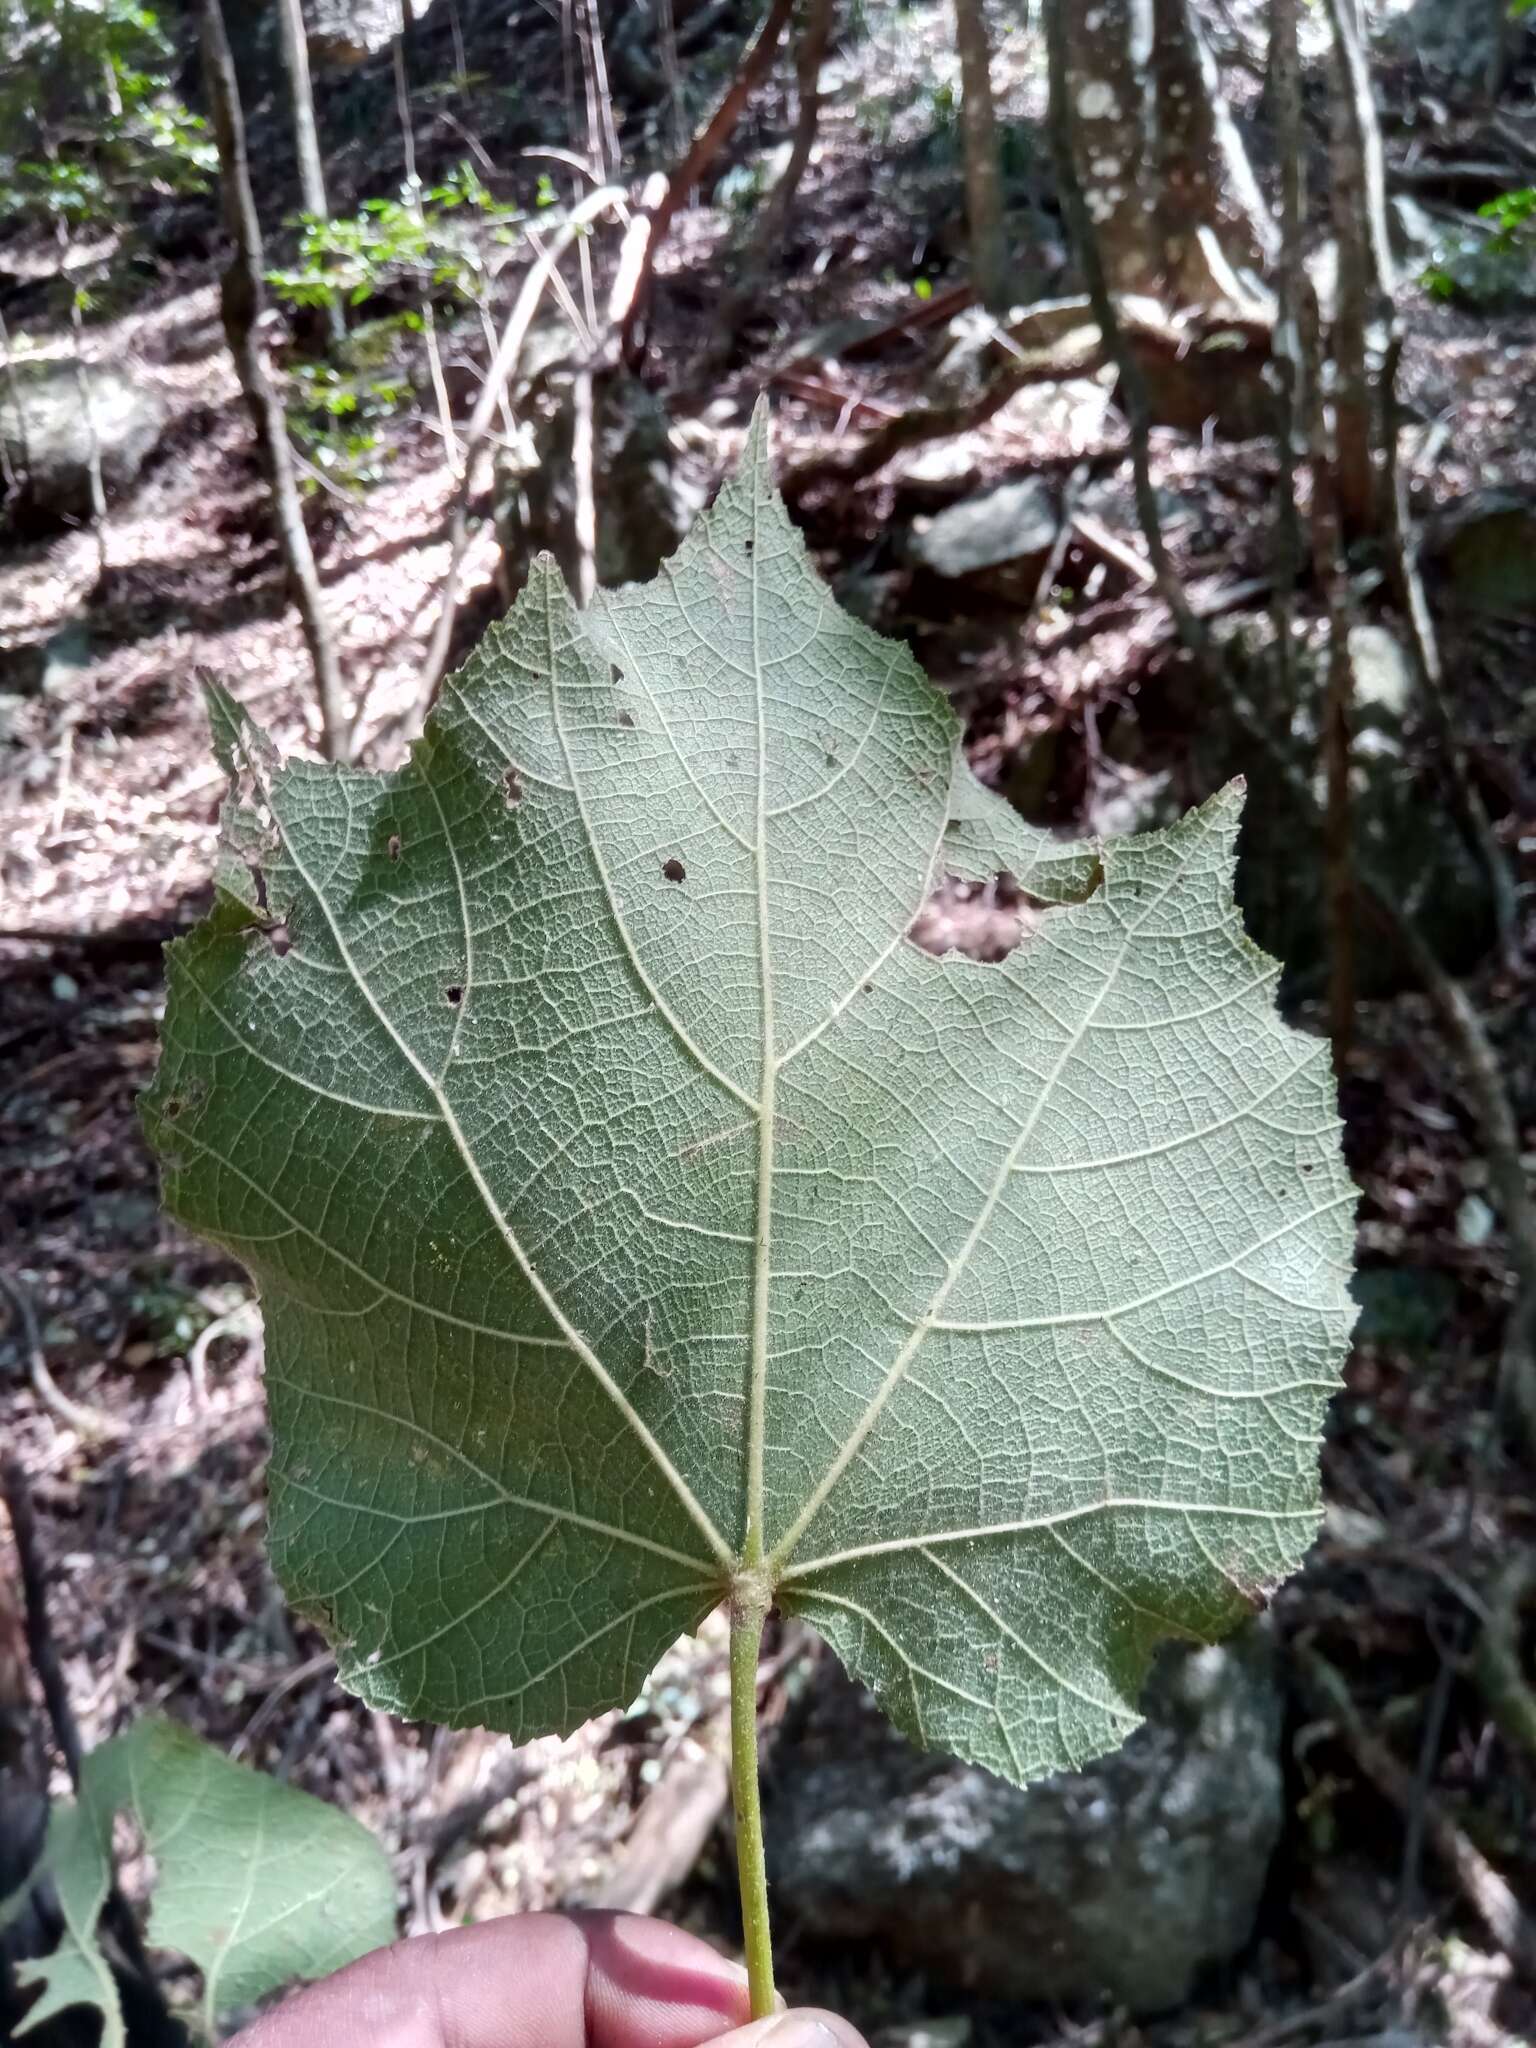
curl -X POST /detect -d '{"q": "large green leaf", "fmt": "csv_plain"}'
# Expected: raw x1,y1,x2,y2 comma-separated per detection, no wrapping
14,1718,394,2044
143,406,1354,1784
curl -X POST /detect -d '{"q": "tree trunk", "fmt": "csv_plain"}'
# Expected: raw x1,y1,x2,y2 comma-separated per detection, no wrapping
274,0,344,348
1322,0,1392,540
1044,0,1208,665
953,0,1009,313
714,0,836,355
201,0,349,762
1057,0,1157,293
1269,0,1307,721
1152,0,1275,301
1485,0,1513,104
42,139,109,584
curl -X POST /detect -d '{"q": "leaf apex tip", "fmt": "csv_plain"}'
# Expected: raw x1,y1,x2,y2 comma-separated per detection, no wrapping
202,676,265,780
744,391,775,456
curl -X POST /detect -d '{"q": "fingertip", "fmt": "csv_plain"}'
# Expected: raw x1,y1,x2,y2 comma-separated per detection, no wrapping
581,1912,755,2048
709,2010,870,2048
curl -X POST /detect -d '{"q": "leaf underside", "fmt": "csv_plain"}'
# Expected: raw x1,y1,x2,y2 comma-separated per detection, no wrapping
14,1718,394,2045
143,405,1355,1787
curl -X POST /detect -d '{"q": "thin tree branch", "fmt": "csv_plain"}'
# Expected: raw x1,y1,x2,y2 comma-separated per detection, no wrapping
714,0,836,353
1474,1556,1536,1759
0,1271,122,1443
408,183,624,726
202,0,349,760
0,1456,167,2013
1269,0,1307,724
1320,0,1518,965
618,0,798,364
275,0,345,348
783,320,1103,498
1298,1643,1536,1984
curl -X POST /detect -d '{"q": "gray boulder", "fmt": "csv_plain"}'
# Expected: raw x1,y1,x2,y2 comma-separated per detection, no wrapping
1,359,165,533
765,1628,1284,2015
906,476,1058,601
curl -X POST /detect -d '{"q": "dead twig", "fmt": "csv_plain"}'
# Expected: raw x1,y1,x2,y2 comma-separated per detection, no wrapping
1297,1643,1536,1985
783,325,1103,499
583,1745,730,1914
1028,459,1091,624
228,1651,338,1762
1229,1946,1396,2048
405,1747,537,1868
569,364,597,609
186,1298,259,1414
0,1270,124,1442
1068,510,1155,587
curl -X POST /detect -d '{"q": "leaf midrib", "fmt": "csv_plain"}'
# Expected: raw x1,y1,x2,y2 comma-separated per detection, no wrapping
745,465,775,1566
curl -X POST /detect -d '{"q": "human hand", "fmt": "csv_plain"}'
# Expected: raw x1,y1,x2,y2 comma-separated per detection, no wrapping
230,1910,868,2048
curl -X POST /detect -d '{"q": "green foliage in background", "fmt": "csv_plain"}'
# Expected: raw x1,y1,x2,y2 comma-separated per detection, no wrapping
8,1718,393,2046
0,0,212,238
287,339,413,494
267,163,523,316
1422,185,1536,309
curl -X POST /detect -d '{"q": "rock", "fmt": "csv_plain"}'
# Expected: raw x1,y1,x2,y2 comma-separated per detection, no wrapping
907,477,1058,601
0,621,92,705
1348,624,1415,722
934,299,1100,405
1425,493,1536,617
1,359,166,533
889,441,984,510
1373,0,1530,97
1076,471,1199,538
495,367,707,594
1347,623,1417,764
933,308,1008,404
1122,303,1276,440
1173,615,1497,988
994,375,1113,447
765,1628,1285,2015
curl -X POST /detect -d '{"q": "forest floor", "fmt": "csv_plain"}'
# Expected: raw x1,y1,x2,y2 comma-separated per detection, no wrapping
4,4,1536,2045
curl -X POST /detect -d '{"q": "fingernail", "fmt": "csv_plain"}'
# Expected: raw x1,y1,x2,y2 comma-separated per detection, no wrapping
757,2020,839,2048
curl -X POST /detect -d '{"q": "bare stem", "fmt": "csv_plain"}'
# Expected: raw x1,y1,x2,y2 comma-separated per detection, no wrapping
728,1582,775,2018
